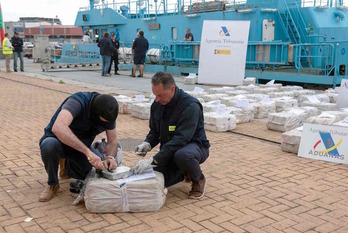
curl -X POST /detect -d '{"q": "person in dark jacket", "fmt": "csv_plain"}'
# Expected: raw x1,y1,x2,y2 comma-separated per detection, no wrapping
38,92,120,202
131,30,149,77
98,32,117,77
131,72,210,199
108,33,120,75
11,32,24,72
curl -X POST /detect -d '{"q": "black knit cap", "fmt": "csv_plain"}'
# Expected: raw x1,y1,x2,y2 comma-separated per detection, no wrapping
91,94,119,122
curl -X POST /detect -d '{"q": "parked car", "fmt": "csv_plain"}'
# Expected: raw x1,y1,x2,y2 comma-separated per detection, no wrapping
23,42,34,49
49,42,62,50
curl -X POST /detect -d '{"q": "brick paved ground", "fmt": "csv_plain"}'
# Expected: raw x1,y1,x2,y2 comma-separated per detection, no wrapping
1,72,348,233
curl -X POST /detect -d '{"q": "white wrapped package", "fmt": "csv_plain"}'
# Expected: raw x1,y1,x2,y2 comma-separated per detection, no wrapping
220,95,247,105
228,99,257,107
202,101,227,113
243,77,256,85
131,102,151,120
253,101,276,119
260,83,282,89
281,143,300,154
115,96,133,114
254,87,279,94
235,85,256,94
201,93,228,102
245,94,269,101
281,127,303,154
275,97,298,112
204,112,237,132
228,106,254,123
208,87,235,94
186,87,206,98
280,86,303,91
333,119,348,128
224,90,249,96
84,170,167,213
267,109,306,132
301,101,337,111
268,91,294,98
299,94,330,104
293,89,316,98
184,74,198,84
305,113,338,125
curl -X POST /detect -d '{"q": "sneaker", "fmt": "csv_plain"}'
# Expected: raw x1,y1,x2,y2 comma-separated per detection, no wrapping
105,74,112,77
39,184,60,202
14,70,18,72
188,174,207,199
130,74,135,77
21,69,24,72
115,72,120,75
137,74,143,77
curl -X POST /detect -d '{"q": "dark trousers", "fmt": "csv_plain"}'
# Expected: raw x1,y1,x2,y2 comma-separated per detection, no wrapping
154,143,209,187
108,55,119,74
40,137,102,185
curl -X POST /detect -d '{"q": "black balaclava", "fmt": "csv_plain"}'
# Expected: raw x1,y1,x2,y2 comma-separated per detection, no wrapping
90,94,119,123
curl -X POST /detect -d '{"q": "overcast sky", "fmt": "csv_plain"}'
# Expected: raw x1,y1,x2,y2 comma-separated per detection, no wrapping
1,0,86,25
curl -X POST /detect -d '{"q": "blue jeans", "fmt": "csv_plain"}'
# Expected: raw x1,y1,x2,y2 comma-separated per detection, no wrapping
102,55,111,75
40,137,104,185
13,52,24,71
154,143,209,187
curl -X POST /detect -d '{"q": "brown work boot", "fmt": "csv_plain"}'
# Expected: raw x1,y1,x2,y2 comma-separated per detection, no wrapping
189,174,207,199
39,184,60,202
59,159,70,179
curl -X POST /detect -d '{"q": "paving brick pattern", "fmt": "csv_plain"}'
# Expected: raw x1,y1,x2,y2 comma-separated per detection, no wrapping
1,72,348,232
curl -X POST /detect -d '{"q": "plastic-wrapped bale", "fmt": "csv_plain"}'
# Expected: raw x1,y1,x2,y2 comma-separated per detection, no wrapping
243,77,256,85
281,127,302,154
131,102,151,120
204,112,237,132
292,89,316,99
268,91,294,98
267,109,307,132
252,101,276,119
184,74,198,85
201,93,228,102
114,95,133,114
84,170,167,213
224,90,249,96
208,87,235,94
280,86,303,91
259,83,282,90
235,85,256,94
305,111,348,125
202,101,227,113
228,99,257,107
301,101,337,111
228,106,255,123
275,97,298,112
333,120,348,128
220,95,247,105
299,94,330,104
245,94,269,101
254,87,279,95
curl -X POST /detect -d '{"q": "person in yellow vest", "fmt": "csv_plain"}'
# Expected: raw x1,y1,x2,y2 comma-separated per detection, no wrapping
3,33,14,72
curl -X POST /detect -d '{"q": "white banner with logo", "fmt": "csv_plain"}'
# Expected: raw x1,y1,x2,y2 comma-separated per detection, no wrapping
198,20,250,86
337,79,348,109
298,123,348,164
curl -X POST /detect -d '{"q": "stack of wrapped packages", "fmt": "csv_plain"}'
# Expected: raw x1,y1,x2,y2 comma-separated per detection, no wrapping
84,167,167,213
267,107,319,132
184,73,198,85
114,95,150,114
204,106,237,132
243,77,256,85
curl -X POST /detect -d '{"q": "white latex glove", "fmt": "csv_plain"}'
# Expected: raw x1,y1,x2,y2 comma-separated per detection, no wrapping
135,142,152,156
130,157,156,175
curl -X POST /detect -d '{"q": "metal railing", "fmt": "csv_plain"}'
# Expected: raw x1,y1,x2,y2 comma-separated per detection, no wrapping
294,43,335,75
246,41,290,66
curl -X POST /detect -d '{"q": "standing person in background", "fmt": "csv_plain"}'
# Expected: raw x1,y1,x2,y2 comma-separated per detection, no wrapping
98,32,117,77
2,33,13,72
83,31,91,43
11,32,24,72
131,30,149,78
108,33,120,75
184,28,194,41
